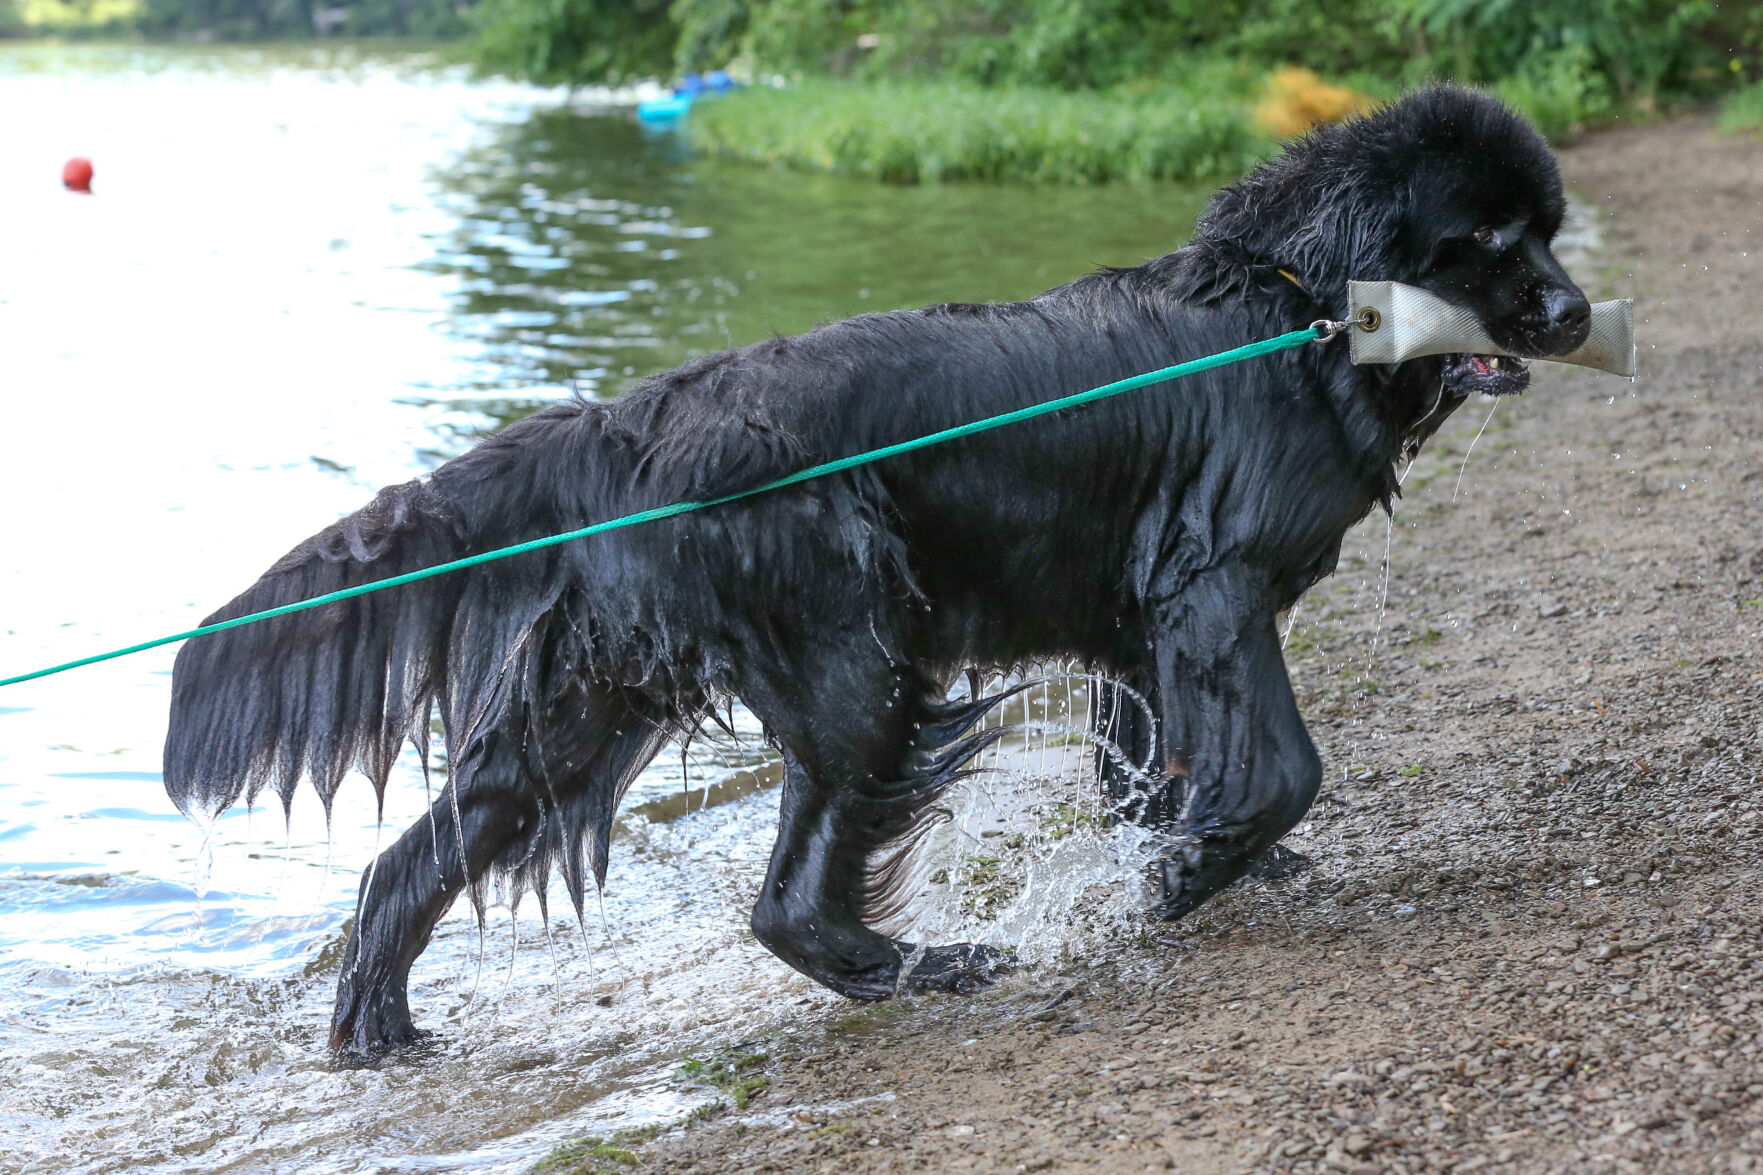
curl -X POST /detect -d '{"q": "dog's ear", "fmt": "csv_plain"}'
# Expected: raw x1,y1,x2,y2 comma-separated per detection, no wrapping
1180,86,1560,311
1179,126,1406,311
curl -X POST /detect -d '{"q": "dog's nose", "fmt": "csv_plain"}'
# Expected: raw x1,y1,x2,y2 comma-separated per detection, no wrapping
1545,288,1591,344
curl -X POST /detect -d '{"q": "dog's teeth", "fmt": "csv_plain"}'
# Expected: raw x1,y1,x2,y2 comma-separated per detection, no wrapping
1488,357,1501,370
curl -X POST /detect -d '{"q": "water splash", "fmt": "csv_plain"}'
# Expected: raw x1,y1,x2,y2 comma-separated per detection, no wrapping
191,816,217,902
874,675,1166,970
894,770,1164,970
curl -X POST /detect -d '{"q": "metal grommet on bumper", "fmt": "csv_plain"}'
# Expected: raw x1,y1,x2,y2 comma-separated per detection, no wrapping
1311,306,1381,344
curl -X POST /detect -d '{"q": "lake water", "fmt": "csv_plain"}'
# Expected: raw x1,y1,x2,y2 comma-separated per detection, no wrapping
0,45,1209,1174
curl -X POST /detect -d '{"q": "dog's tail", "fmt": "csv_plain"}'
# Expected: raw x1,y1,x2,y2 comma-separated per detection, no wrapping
162,407,596,826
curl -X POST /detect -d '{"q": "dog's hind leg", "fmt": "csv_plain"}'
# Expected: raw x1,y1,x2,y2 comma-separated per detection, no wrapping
329,736,533,1058
1142,564,1323,920
330,688,667,1057
741,651,1010,1001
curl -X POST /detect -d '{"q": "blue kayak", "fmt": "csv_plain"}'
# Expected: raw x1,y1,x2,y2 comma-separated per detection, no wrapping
636,93,694,123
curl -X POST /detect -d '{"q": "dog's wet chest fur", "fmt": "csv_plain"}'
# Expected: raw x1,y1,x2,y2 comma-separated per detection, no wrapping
886,345,1437,669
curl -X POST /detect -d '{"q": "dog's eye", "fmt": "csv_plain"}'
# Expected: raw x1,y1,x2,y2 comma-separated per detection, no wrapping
1472,226,1498,247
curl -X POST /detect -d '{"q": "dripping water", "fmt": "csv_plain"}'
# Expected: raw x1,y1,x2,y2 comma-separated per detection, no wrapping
1455,398,1503,502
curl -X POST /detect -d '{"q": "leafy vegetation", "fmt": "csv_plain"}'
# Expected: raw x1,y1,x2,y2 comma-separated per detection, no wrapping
471,0,1755,111
459,0,1763,182
0,0,466,38
472,0,671,87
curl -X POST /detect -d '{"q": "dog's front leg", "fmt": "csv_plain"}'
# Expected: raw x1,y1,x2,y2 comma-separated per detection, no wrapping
1145,563,1322,919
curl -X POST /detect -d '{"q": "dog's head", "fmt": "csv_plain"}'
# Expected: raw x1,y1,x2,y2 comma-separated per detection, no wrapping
1190,85,1592,398
1375,88,1592,397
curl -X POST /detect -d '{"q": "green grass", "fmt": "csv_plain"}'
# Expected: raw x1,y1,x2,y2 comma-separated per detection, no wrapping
689,75,1274,185
679,1049,771,1110
684,1100,726,1126
1718,80,1763,133
1042,800,1098,842
532,1127,656,1174
535,1048,773,1171
957,853,1006,918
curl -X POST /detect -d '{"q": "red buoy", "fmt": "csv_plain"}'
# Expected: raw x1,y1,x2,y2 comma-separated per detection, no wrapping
62,157,94,193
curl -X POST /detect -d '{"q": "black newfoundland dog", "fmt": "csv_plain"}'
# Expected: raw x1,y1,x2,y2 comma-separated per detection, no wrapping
165,86,1591,1055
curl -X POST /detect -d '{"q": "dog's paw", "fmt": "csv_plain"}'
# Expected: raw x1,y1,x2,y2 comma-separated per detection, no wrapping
330,1023,438,1068
1150,858,1201,920
1241,841,1314,883
1146,838,1253,920
898,942,1013,996
329,976,433,1062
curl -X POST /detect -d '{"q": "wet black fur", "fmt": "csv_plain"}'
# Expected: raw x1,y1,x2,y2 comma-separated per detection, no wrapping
163,86,1590,1056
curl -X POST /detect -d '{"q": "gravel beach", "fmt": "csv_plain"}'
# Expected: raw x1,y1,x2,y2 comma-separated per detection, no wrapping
569,114,1763,1175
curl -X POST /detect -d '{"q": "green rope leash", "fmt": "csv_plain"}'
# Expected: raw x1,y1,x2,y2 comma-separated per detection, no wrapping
0,324,1331,690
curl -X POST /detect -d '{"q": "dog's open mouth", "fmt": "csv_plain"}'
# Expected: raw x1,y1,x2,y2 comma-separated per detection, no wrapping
1442,352,1530,397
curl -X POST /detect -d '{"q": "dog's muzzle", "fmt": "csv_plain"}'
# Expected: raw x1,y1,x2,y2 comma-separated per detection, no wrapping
1346,280,1635,378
